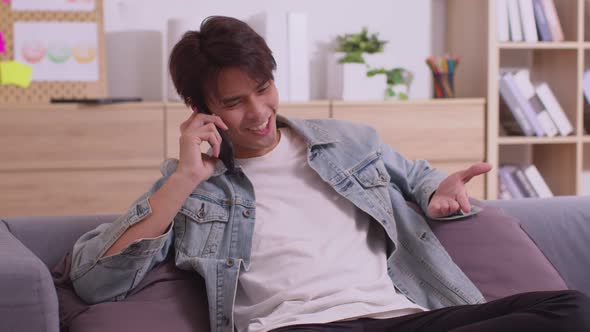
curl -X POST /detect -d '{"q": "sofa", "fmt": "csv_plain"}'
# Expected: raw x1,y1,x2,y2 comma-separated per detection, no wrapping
1,196,590,332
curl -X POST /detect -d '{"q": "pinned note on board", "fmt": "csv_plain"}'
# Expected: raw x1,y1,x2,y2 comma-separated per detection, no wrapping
0,61,33,88
0,31,5,54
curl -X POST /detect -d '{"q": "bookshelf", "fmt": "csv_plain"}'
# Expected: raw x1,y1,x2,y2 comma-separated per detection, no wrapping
446,0,587,199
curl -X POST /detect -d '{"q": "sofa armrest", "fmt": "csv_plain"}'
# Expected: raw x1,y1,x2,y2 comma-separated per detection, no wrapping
0,222,59,332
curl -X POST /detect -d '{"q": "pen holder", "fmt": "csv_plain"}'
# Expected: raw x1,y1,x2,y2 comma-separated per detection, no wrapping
432,72,455,98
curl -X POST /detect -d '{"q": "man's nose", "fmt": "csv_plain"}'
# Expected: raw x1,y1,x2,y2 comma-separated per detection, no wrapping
244,96,266,118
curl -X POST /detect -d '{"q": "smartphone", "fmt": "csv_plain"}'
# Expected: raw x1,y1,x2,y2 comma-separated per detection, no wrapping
430,205,482,221
192,104,236,174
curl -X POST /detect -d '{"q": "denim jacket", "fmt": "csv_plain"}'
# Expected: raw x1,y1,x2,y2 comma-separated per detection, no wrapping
70,115,485,332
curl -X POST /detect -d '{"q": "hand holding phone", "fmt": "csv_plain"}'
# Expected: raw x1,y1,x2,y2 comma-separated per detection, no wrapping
175,110,230,183
191,104,236,174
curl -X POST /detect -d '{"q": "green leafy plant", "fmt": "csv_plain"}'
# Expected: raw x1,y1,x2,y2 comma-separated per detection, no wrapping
336,27,387,64
367,67,413,100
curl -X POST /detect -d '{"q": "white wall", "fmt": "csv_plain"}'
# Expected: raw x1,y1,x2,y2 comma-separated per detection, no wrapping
104,0,439,100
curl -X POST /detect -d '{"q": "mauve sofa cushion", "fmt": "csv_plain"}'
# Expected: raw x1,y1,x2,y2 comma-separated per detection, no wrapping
421,201,568,301
52,253,210,332
486,196,590,297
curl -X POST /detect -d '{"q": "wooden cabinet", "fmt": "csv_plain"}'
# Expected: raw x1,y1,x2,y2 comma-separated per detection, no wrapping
0,103,164,216
0,99,485,216
332,100,484,162
0,103,164,171
332,99,486,199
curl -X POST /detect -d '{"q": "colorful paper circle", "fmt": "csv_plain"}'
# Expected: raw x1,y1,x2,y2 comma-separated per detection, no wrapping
46,43,71,64
72,44,97,64
21,41,46,64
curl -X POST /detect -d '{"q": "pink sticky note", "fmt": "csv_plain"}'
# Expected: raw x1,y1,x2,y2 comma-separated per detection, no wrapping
0,32,5,54
2,0,10,3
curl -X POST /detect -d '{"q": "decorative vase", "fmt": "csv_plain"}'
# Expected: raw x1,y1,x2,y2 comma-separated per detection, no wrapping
325,52,387,101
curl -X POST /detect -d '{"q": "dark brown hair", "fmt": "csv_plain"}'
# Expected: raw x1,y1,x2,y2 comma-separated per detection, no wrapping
169,16,277,111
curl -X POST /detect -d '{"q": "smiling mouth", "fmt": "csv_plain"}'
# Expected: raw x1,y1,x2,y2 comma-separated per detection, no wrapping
247,117,270,131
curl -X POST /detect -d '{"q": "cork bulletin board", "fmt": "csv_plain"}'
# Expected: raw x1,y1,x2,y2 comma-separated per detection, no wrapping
0,0,107,103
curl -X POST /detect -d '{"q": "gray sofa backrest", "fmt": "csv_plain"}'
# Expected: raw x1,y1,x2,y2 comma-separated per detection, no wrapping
3,196,590,289
1,214,118,269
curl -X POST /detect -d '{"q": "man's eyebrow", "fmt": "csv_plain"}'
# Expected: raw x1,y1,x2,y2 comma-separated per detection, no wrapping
220,81,269,104
256,80,269,89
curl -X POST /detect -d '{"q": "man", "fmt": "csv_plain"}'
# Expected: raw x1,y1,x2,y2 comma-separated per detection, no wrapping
70,16,590,332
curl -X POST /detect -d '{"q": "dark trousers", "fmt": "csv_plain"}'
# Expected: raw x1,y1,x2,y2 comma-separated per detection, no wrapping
271,290,590,332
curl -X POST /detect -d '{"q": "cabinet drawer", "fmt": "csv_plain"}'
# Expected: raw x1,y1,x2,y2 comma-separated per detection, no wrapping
0,168,161,216
0,105,164,170
332,101,484,161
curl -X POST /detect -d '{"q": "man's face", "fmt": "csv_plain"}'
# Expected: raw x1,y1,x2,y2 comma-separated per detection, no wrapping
207,67,280,159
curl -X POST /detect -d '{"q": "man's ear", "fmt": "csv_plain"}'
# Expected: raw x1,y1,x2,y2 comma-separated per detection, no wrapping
186,97,198,113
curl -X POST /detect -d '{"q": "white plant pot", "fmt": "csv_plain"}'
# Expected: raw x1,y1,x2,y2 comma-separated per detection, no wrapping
325,52,387,101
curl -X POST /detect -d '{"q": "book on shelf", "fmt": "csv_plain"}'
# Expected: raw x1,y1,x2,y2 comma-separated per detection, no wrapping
582,70,590,132
513,167,539,197
532,0,553,41
513,69,558,137
498,164,554,199
535,83,573,136
498,178,513,200
499,97,528,136
518,0,539,42
582,70,590,104
499,72,544,136
523,164,554,197
507,0,524,41
497,0,510,42
582,171,590,196
539,0,564,41
499,73,535,136
498,165,526,198
499,0,563,42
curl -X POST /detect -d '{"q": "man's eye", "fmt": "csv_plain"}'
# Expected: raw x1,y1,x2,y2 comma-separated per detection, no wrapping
224,101,240,108
258,85,269,93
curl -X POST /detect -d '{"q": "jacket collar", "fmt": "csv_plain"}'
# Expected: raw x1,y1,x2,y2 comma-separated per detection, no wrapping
276,114,338,147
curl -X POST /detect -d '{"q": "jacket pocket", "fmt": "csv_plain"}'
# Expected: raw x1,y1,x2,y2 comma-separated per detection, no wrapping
354,158,390,187
353,157,392,210
176,196,230,258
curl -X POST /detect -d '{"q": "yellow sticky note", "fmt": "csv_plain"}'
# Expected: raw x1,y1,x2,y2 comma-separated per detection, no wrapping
0,61,33,88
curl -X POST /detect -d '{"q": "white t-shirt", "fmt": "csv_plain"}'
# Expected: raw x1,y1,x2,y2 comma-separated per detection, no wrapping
234,127,425,332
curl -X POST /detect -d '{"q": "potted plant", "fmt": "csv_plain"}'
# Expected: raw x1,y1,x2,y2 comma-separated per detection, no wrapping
325,27,388,101
367,67,414,100
336,27,387,64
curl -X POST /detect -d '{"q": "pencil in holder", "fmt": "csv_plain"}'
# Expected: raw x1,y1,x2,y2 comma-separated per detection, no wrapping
426,55,459,99
432,72,454,98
